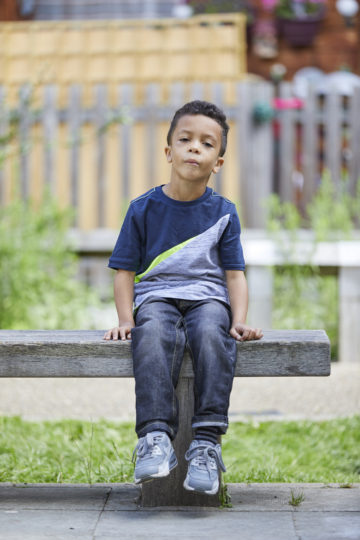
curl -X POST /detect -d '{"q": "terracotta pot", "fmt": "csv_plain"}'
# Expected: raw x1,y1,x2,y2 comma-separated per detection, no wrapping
276,11,325,47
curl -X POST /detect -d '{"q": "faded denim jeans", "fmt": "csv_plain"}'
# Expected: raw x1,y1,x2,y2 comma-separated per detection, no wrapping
131,297,237,440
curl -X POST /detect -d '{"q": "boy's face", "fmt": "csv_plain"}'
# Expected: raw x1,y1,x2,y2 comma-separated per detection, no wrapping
165,114,224,184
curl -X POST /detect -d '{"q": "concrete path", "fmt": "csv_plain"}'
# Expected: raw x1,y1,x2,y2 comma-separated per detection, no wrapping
0,362,359,422
0,483,359,539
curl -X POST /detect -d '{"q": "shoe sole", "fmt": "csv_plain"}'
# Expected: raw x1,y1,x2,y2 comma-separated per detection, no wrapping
183,476,219,496
134,451,178,484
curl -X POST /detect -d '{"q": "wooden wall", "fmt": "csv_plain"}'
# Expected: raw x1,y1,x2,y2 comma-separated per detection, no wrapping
0,14,247,106
247,0,360,80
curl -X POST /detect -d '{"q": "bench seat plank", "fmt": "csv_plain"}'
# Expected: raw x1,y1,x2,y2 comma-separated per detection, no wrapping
0,329,330,378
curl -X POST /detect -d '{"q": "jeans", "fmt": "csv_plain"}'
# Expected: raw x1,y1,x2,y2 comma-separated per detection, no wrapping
131,297,237,440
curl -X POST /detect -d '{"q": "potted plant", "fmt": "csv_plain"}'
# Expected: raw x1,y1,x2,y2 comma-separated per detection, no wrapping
274,0,327,46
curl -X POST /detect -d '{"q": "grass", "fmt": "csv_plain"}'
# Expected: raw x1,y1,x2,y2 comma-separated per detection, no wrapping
289,489,305,507
0,416,359,485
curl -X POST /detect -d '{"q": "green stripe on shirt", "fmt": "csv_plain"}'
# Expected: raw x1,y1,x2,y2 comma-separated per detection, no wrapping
134,236,196,283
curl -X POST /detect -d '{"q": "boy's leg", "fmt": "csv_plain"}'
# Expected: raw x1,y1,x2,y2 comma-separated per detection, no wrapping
131,297,186,441
182,299,236,494
131,297,186,483
183,298,236,434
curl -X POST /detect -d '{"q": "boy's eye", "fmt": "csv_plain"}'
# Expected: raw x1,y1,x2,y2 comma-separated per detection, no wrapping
179,137,189,142
204,142,213,148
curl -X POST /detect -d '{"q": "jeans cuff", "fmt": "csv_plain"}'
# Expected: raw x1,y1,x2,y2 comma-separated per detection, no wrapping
136,421,175,440
192,419,228,435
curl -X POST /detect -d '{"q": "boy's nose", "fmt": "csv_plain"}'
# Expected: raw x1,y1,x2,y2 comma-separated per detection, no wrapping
189,141,200,152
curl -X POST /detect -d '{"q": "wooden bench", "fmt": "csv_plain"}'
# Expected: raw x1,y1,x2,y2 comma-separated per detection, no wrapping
0,329,331,507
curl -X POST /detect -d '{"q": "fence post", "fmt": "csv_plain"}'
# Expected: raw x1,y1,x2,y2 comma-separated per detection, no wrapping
0,86,7,205
236,82,273,228
68,84,82,226
339,267,360,363
43,85,58,193
278,82,296,203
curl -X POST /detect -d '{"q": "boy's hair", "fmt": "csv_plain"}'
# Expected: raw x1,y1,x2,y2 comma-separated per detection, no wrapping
167,100,229,157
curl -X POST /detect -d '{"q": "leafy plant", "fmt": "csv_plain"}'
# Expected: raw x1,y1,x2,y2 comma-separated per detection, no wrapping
289,489,305,506
274,0,326,19
266,172,359,359
0,193,99,329
189,0,256,22
219,482,232,508
307,171,358,241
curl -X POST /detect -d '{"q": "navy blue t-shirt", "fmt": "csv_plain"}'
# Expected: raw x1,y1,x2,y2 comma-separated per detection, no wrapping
109,186,245,307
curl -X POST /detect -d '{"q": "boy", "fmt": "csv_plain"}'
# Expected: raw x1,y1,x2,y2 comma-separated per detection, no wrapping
104,101,263,495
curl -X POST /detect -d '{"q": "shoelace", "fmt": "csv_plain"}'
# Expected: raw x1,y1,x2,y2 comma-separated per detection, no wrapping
132,432,164,463
185,443,226,476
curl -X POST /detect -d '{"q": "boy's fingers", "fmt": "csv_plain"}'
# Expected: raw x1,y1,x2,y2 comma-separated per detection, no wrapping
119,328,127,341
103,329,116,340
112,328,120,340
104,327,134,341
230,327,241,341
240,329,251,341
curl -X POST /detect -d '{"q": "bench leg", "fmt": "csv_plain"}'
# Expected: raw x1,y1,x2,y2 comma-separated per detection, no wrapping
140,376,221,507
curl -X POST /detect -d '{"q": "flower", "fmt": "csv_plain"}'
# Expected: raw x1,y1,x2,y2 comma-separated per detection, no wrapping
274,0,326,18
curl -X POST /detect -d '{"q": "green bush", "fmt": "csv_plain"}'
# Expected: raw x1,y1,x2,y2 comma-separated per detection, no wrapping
266,172,360,359
0,195,99,329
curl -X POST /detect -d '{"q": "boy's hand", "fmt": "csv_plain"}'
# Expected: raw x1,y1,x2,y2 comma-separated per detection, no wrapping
230,323,263,342
103,322,134,341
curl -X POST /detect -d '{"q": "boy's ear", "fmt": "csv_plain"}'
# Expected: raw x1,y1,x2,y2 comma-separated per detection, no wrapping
164,146,172,163
212,156,224,174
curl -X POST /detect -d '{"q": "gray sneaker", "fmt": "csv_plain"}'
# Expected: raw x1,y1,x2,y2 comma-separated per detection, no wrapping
132,431,178,484
183,440,226,495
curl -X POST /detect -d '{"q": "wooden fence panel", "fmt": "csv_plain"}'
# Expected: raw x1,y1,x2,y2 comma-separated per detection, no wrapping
324,89,343,191
278,82,296,203
0,86,7,204
43,85,58,194
301,86,318,208
68,85,81,223
349,87,360,196
0,81,359,229
0,16,246,107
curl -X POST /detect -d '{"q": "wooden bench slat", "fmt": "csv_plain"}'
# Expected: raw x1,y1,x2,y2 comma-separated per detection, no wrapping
0,329,331,378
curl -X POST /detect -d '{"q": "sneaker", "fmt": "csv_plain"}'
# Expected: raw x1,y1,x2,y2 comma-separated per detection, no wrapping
132,431,178,484
183,440,226,495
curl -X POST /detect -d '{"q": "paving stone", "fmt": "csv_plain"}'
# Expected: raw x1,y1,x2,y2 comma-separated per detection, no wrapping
103,483,141,510
0,509,98,539
0,484,110,511
228,483,360,512
0,483,359,539
293,512,360,540
95,510,297,539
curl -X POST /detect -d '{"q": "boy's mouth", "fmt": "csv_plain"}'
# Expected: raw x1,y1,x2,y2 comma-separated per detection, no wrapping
185,159,199,166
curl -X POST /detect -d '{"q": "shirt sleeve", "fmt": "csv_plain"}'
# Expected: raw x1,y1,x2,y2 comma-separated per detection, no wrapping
108,205,142,271
219,206,245,270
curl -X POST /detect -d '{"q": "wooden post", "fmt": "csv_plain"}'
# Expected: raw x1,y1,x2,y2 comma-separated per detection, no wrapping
339,267,360,363
140,365,220,507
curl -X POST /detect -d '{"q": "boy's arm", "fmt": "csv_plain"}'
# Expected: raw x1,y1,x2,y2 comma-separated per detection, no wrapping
103,269,135,341
225,270,263,341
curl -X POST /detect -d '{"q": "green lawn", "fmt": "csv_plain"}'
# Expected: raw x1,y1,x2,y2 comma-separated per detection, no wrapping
0,416,359,484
